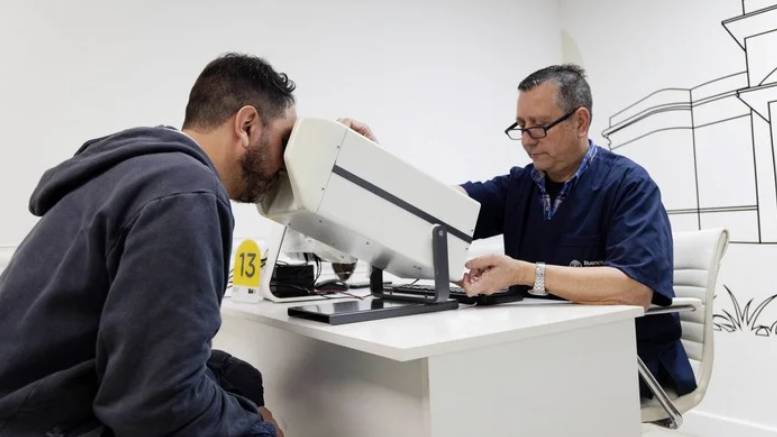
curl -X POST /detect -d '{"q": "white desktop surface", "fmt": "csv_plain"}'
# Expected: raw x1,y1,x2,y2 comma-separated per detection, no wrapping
216,296,645,437
220,296,643,362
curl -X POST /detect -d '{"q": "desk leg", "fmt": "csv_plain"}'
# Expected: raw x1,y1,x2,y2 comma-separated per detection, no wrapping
425,318,641,437
214,316,433,437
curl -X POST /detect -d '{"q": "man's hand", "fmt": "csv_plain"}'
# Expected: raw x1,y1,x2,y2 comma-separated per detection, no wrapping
461,255,529,296
259,406,285,437
337,117,378,142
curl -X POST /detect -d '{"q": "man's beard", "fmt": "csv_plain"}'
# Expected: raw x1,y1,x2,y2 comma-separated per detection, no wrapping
235,135,280,204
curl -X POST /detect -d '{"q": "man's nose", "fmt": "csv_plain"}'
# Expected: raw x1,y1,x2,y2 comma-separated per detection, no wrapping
522,134,539,148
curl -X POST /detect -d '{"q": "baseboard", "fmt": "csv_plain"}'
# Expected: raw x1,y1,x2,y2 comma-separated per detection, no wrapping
682,410,777,437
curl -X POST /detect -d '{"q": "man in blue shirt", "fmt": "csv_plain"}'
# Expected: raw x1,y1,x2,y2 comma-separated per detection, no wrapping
460,64,696,398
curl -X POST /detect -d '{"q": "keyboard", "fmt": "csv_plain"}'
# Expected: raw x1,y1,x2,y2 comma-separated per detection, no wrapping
381,283,523,306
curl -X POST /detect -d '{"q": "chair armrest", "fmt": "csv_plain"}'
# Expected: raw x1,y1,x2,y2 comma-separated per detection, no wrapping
642,297,702,317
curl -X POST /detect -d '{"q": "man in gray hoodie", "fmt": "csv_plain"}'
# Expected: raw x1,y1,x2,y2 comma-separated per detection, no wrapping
0,52,373,437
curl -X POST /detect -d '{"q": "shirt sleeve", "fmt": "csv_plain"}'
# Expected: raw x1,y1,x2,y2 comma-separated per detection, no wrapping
461,172,513,240
604,170,674,306
93,192,276,437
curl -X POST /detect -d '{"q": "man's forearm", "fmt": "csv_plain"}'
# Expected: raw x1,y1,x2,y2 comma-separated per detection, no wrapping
515,262,652,309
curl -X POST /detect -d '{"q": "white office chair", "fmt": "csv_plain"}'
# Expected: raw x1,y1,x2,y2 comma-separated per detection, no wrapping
639,228,729,435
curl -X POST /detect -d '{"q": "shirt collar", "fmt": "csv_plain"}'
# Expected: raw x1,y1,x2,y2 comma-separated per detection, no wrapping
530,140,598,192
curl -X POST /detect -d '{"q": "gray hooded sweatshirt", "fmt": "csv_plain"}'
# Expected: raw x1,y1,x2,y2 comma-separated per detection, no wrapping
0,127,275,436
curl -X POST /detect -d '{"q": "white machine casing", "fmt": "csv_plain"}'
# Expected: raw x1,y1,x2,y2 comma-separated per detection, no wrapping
258,118,480,281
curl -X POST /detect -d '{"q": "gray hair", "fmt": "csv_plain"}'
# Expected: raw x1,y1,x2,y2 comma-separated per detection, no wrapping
518,64,592,118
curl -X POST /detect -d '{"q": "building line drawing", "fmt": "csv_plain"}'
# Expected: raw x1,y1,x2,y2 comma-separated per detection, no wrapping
602,2,777,245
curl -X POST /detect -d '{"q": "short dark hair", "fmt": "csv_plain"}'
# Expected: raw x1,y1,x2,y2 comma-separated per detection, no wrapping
183,53,296,130
518,64,592,117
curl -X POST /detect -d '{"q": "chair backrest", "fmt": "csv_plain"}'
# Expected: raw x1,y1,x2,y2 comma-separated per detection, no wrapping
641,228,729,422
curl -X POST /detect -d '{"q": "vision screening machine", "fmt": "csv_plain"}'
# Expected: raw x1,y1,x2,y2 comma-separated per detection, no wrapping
257,118,481,324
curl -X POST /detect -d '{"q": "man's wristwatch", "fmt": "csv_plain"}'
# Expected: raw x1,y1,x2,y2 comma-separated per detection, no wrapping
529,262,548,296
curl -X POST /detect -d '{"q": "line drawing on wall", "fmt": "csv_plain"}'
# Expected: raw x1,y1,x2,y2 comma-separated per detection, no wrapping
714,285,777,336
602,1,777,337
602,2,777,245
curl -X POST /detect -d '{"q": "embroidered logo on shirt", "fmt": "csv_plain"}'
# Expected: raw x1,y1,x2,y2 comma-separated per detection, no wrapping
583,260,605,266
570,259,604,267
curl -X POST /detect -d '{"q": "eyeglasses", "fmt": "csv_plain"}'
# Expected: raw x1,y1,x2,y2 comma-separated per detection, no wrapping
504,108,579,140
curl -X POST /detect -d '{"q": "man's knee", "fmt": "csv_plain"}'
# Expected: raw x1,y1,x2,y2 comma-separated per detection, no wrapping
207,349,265,407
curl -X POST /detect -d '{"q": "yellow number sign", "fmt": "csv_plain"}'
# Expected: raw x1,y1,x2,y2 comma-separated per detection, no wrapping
233,239,262,288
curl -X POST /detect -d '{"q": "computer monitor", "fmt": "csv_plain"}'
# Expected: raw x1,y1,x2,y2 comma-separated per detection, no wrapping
258,118,480,323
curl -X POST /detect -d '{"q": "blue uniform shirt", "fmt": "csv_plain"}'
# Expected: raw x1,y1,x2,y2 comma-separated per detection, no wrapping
461,142,697,396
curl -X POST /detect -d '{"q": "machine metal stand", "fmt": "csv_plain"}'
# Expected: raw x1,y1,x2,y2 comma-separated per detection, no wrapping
288,225,459,325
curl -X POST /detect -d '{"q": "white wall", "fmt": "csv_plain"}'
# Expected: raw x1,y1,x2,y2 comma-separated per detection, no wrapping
561,1,777,436
0,0,560,246
6,1,776,434
560,0,746,146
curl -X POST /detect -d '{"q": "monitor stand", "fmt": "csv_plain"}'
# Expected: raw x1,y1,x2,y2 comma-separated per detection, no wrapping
287,225,459,325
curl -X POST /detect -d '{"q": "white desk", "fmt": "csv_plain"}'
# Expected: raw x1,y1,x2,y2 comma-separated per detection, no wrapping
214,297,643,437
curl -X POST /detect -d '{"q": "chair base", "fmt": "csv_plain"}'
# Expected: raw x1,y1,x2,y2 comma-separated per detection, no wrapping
641,423,698,436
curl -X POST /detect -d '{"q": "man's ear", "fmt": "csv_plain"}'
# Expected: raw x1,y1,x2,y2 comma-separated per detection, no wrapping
576,107,591,138
233,105,263,149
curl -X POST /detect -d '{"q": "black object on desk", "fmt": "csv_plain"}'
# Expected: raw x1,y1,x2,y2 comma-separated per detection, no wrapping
288,298,457,325
382,283,523,306
288,224,459,324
